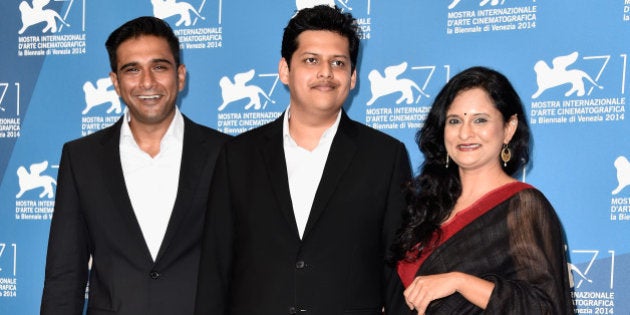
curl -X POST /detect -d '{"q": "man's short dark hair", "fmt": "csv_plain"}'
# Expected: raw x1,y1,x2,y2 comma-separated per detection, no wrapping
281,5,360,72
105,16,180,72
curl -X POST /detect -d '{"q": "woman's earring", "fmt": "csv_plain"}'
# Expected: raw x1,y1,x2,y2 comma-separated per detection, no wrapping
445,155,450,168
501,144,512,167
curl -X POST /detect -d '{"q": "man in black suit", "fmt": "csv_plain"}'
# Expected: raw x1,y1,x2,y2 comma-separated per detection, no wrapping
40,16,229,315
195,6,411,315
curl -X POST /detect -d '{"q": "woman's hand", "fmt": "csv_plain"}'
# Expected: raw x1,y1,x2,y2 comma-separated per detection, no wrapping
403,272,494,314
403,272,460,313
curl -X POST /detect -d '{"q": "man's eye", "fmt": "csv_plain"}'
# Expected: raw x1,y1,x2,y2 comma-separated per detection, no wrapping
331,60,345,67
305,57,317,64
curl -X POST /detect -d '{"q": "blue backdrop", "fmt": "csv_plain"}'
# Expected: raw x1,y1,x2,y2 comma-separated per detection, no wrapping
1,0,628,313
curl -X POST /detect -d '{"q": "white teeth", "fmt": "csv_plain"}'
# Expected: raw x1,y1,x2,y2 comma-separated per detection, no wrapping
138,95,160,99
459,144,480,149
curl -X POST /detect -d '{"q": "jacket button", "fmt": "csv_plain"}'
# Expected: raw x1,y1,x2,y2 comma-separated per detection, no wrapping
295,261,305,269
149,271,160,279
288,306,297,314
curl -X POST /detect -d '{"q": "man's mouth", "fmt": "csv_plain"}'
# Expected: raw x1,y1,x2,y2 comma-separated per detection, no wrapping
138,95,161,100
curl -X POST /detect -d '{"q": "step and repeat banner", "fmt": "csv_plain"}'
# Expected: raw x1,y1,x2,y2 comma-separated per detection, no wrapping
1,0,629,313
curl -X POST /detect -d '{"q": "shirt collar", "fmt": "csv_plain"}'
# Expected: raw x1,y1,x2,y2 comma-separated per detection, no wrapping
120,107,184,149
282,106,342,148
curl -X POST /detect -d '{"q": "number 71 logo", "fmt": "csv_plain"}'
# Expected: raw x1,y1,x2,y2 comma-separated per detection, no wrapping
570,250,615,289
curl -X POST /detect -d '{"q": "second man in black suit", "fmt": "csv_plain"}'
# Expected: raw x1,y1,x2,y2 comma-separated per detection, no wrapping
195,5,412,315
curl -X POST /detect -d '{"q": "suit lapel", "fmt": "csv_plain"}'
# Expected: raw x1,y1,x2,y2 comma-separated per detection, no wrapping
99,118,154,263
303,112,357,239
155,117,207,263
260,115,301,238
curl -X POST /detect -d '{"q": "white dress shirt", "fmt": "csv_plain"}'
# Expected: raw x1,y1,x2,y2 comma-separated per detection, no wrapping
119,108,184,261
283,107,341,239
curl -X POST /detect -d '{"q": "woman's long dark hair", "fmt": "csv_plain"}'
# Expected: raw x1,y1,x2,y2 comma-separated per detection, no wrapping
391,66,531,262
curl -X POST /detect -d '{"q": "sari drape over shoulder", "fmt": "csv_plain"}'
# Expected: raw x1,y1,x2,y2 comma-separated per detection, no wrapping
397,182,575,314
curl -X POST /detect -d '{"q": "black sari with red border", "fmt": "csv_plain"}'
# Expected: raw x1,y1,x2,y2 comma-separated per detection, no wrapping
397,182,575,314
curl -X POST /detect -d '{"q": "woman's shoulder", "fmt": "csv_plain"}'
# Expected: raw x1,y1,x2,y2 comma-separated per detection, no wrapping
507,183,560,221
511,183,551,204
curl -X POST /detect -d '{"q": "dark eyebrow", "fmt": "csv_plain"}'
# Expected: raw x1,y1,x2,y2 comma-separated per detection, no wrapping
470,113,490,117
301,52,349,59
447,112,489,118
151,58,174,65
118,62,138,72
118,58,174,72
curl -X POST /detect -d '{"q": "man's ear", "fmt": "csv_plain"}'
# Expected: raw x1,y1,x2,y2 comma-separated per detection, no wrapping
278,58,289,85
109,72,121,96
177,64,187,92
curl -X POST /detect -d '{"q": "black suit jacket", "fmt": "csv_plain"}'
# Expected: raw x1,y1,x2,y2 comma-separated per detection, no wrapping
41,115,230,315
195,111,412,315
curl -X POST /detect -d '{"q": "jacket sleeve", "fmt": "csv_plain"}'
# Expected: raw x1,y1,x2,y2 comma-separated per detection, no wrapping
40,143,90,315
194,146,233,315
383,141,413,315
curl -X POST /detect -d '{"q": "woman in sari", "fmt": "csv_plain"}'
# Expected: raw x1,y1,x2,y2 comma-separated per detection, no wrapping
392,66,575,314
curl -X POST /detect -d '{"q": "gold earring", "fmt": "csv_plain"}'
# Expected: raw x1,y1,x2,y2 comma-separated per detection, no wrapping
445,155,450,168
501,144,512,167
